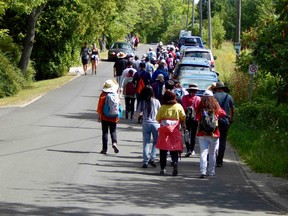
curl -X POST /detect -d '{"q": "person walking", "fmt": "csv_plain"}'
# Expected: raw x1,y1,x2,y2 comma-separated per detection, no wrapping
196,90,226,178
91,43,100,75
119,61,137,90
96,80,120,154
181,83,201,157
113,52,128,84
122,70,137,120
80,42,91,75
156,91,186,176
137,86,161,168
132,62,152,123
213,82,235,167
152,74,165,100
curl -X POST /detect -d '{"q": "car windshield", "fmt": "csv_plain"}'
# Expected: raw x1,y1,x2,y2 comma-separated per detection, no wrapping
179,65,210,71
181,78,215,90
184,51,211,60
111,43,130,49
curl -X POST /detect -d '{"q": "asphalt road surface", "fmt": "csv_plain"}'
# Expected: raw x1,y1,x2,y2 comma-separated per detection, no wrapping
0,44,287,216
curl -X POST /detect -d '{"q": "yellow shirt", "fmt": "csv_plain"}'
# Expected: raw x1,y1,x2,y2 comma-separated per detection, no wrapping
156,103,186,122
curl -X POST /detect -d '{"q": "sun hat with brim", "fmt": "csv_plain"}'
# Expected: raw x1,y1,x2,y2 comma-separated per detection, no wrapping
186,83,199,91
203,90,214,97
102,80,119,93
117,52,127,58
214,81,230,92
156,74,165,82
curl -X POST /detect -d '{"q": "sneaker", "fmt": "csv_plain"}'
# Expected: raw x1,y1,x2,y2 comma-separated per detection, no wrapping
160,169,167,175
191,151,195,155
141,164,148,168
148,160,157,168
100,150,107,154
200,174,206,179
112,143,119,154
138,116,143,124
172,164,178,176
216,163,223,167
184,151,192,157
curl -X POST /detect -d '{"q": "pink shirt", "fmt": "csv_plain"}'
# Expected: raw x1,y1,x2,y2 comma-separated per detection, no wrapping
181,94,201,112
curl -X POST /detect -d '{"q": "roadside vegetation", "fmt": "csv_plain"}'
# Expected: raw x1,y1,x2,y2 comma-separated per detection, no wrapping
214,42,288,178
0,0,287,178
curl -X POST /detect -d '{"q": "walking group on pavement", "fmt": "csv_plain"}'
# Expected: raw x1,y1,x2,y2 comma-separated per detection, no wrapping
96,43,235,179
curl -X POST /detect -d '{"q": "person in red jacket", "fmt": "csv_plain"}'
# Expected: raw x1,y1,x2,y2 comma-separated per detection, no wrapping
196,90,226,179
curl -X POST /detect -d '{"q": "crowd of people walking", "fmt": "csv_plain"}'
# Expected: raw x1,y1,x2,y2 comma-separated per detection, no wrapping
96,42,235,179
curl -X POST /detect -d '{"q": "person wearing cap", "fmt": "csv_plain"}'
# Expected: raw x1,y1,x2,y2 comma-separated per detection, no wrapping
196,90,226,178
181,83,201,157
119,61,137,90
123,70,137,120
96,80,120,154
152,74,165,100
113,52,128,84
156,91,186,176
213,82,235,167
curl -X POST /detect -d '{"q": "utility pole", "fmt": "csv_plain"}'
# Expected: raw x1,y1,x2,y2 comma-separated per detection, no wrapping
186,0,190,29
199,0,203,38
235,0,242,58
191,0,195,35
208,0,212,50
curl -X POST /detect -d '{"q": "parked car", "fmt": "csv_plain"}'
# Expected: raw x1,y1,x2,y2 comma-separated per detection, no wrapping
173,57,213,79
178,36,205,49
108,41,135,61
179,75,218,96
181,47,217,70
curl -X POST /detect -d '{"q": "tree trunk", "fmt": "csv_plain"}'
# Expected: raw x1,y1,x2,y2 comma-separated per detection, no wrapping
18,4,45,76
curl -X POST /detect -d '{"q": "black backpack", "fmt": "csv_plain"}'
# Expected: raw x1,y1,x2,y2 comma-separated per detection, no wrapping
199,109,218,134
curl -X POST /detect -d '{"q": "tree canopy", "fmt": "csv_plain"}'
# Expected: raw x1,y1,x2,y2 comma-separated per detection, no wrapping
0,0,287,103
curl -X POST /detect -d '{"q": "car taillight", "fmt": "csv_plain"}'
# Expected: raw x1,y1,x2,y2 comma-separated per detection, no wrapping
210,61,215,68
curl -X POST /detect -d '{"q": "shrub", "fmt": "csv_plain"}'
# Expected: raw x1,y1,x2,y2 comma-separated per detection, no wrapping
0,52,24,97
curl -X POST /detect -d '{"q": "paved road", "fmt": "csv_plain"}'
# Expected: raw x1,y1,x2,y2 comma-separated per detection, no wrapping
0,44,287,216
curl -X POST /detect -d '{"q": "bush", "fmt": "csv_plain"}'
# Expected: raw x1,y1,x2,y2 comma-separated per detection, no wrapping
229,101,288,177
0,52,24,97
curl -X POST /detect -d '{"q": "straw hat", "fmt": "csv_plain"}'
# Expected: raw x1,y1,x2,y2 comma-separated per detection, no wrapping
117,52,127,58
186,83,199,91
156,74,165,82
102,80,119,93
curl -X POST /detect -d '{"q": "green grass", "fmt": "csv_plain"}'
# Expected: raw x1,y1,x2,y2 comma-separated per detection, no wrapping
0,74,76,107
213,41,236,82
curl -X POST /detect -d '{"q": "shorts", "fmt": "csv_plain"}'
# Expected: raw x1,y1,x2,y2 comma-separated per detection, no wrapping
82,58,89,65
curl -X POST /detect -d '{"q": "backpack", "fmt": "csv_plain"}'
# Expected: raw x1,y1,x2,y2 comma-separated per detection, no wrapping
174,88,183,104
125,80,136,96
136,73,145,94
152,81,163,99
103,93,123,118
199,109,218,134
185,97,197,125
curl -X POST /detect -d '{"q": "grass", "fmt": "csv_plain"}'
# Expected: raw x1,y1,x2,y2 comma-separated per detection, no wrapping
213,41,236,82
0,74,76,107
